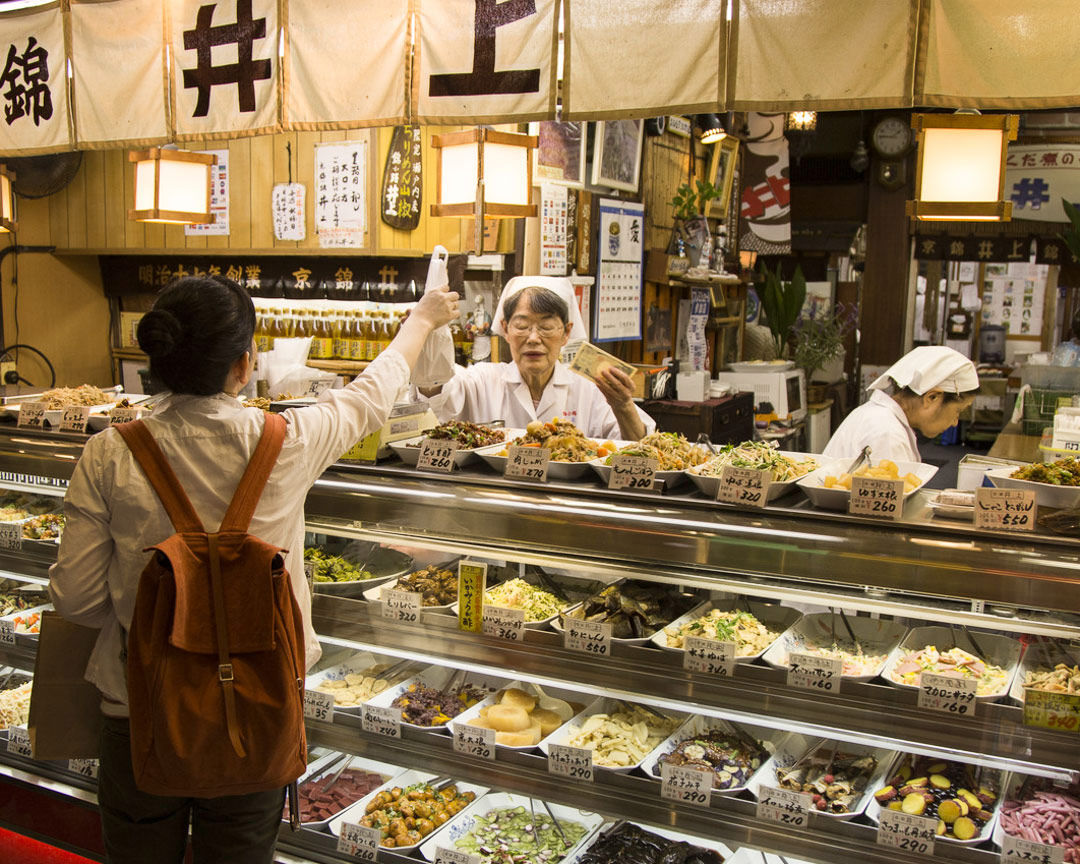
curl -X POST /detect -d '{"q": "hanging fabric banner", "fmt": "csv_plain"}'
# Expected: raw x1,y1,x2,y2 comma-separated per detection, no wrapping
0,2,71,156
70,0,168,149
415,0,558,123
170,0,279,140
738,113,791,255
563,0,724,120
1004,145,1080,224
283,0,408,130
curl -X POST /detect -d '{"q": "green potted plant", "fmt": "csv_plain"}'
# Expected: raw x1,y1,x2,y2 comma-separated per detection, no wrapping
667,180,722,267
792,302,857,397
757,262,806,359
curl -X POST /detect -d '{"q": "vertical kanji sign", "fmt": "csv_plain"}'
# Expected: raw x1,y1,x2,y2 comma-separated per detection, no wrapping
315,140,368,249
0,4,70,154
380,125,422,231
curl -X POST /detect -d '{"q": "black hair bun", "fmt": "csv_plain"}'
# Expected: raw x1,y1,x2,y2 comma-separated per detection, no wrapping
137,308,183,357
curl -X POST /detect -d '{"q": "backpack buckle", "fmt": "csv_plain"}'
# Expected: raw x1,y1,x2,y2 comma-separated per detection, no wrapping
218,663,235,682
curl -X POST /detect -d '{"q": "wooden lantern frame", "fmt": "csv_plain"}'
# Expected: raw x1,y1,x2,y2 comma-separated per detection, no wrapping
0,166,17,233
127,147,217,224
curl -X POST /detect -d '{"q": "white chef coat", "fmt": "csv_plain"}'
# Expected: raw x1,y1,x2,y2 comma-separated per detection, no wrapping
49,349,410,717
420,361,655,440
821,389,920,463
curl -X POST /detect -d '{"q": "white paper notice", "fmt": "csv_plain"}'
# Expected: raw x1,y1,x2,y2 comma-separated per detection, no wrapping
595,198,644,342
316,140,368,248
272,182,306,241
185,150,229,236
540,183,569,275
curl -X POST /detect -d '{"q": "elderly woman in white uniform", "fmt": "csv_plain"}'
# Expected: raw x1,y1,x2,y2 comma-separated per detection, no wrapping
418,277,655,440
823,346,978,463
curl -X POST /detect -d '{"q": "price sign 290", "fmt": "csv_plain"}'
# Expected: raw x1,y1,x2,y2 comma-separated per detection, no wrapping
877,808,937,856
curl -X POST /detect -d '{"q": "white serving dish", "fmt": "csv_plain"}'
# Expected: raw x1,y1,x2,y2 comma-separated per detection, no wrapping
327,769,489,847
745,733,895,821
551,580,703,646
640,715,786,797
475,440,605,481
390,428,524,468
309,545,413,597
284,751,402,830
649,598,802,662
0,602,51,638
417,791,605,863
728,361,794,373
449,680,586,753
687,450,820,503
364,666,509,732
537,696,686,774
1007,640,1080,705
796,458,938,511
761,614,907,682
864,751,1007,846
880,625,1021,703
564,822,735,864
304,652,420,714
991,774,1064,854
587,457,688,489
985,465,1080,510
362,561,462,614
449,572,579,629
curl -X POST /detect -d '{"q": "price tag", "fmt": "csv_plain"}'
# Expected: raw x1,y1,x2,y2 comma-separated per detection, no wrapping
337,821,381,859
16,401,47,428
716,466,772,508
0,620,15,646
435,848,481,864
876,808,937,855
304,379,333,398
787,652,842,693
482,605,525,641
0,522,22,550
304,560,315,593
1001,834,1065,864
68,757,99,779
548,743,594,781
608,455,657,491
504,445,550,482
848,476,905,520
381,589,422,623
454,723,496,760
660,762,712,806
108,407,139,425
457,562,487,633
756,785,812,828
564,618,612,656
6,726,31,757
417,438,458,473
975,488,1037,532
59,406,91,433
362,704,401,739
918,672,977,716
683,637,736,677
1023,689,1080,733
303,688,335,723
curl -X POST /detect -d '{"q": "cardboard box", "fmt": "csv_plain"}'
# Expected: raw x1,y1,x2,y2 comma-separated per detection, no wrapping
630,363,669,400
119,312,144,348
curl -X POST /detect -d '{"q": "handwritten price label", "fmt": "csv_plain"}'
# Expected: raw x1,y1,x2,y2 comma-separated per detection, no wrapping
975,488,1036,532
381,589,422,623
608,455,657,491
660,762,712,806
303,689,335,723
362,704,401,739
505,445,550,482
482,605,525,641
6,726,31,757
68,758,99,779
1001,834,1065,864
877,808,937,855
757,785,812,828
109,407,139,426
849,476,905,520
787,652,842,693
417,438,458,473
1023,689,1080,733
457,562,487,633
435,848,482,864
0,620,15,646
717,466,772,508
454,723,496,760
304,379,333,398
683,637,736,677
564,618,612,656
0,522,22,551
60,406,91,433
548,744,594,782
918,672,977,716
304,560,315,593
337,821,380,859
16,402,47,428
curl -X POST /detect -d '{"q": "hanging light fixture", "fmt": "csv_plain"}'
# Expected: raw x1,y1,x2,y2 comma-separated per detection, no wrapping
128,147,217,224
0,166,16,233
907,111,1018,221
430,127,537,254
698,113,727,145
785,111,818,133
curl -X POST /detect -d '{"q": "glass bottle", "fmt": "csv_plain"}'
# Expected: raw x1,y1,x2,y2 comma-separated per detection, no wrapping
314,310,334,360
331,312,347,360
451,320,466,366
348,311,364,362
361,312,376,361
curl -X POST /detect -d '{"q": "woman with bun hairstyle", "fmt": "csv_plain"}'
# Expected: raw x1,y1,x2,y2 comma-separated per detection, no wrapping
48,274,459,863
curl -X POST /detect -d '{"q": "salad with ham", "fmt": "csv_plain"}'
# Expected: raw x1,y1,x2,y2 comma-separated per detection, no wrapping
889,645,1008,697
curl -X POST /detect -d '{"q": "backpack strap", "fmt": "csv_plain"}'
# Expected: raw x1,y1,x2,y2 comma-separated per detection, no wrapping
219,412,287,533
207,532,245,759
114,420,205,534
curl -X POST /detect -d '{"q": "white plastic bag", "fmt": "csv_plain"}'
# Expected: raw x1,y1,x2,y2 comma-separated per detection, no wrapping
263,337,336,398
411,245,457,388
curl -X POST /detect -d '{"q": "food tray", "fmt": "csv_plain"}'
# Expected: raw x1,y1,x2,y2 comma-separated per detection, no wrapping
927,491,975,520
985,466,1080,510
551,580,703,647
796,458,938,511
327,769,489,847
304,653,421,714
649,597,803,662
0,602,51,641
449,680,586,753
281,751,402,830
449,568,604,631
761,614,908,682
687,450,820,503
308,541,413,597
991,774,1077,855
362,558,464,614
724,851,815,864
1007,640,1080,706
537,696,687,774
563,821,735,864
1,387,126,426
864,751,1006,846
417,791,605,863
390,429,524,469
474,442,601,481
744,733,895,821
639,715,787,798
364,666,510,732
879,625,1021,703
0,668,34,739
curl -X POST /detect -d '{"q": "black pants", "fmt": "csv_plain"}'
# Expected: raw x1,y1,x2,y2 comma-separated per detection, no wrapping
98,717,285,864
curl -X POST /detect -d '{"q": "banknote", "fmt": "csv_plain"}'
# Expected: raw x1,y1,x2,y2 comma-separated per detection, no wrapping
569,341,639,384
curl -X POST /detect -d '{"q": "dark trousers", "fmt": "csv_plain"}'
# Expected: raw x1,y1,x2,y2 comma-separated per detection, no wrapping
98,717,285,864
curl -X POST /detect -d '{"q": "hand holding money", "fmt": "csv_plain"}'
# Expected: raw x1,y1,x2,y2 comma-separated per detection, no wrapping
569,341,639,384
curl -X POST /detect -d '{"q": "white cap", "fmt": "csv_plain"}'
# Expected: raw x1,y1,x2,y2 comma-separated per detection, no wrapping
869,346,979,395
492,276,589,341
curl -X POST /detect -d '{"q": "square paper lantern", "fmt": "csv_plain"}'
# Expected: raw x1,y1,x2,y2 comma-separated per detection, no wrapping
128,148,217,224
0,167,16,233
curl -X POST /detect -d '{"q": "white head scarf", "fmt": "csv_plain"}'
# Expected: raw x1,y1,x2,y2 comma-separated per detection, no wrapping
492,276,589,341
869,346,979,395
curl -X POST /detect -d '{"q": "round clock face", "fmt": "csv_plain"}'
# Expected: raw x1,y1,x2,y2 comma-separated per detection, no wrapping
871,116,911,157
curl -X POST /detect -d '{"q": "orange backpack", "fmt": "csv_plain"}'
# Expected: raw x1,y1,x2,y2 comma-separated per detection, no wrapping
115,413,307,798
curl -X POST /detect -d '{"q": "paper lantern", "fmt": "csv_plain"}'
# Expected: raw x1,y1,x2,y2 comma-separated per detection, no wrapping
128,148,217,224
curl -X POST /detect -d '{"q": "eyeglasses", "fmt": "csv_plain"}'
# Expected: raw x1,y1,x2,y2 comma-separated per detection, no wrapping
506,319,565,338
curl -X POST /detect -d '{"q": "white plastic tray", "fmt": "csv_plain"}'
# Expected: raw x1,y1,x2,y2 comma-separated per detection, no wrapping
364,667,509,732
284,752,402,830
1007,640,1080,705
390,428,523,468
985,466,1080,510
304,652,420,714
796,458,938,510
563,822,734,864
761,614,907,682
687,451,820,502
449,680,586,753
650,598,802,662
474,441,604,481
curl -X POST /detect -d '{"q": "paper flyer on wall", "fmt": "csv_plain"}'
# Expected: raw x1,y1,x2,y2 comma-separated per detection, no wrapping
315,140,368,249
540,183,569,275
594,198,644,343
184,150,229,236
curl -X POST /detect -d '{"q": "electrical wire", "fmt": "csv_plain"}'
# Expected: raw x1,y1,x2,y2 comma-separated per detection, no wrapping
0,343,55,388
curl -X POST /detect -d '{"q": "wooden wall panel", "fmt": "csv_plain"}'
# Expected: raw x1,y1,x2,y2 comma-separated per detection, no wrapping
103,150,125,249
65,158,88,249
249,135,275,249
83,151,107,250
229,138,252,250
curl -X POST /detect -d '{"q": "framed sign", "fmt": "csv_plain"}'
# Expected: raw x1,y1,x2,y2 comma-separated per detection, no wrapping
532,121,587,188
591,119,644,193
707,136,740,220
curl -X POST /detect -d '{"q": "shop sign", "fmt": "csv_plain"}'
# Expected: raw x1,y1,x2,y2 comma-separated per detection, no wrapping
381,125,423,232
848,477,904,520
608,455,656,491
914,234,1037,264
918,672,977,716
786,652,841,693
302,688,334,723
1001,834,1065,864
59,406,90,434
6,726,31,757
1005,145,1080,223
435,848,481,864
15,402,46,428
481,605,525,641
564,618,611,656
381,589,421,624
683,637,736,676
716,466,771,508
457,562,487,633
1023,689,1080,733
505,445,550,482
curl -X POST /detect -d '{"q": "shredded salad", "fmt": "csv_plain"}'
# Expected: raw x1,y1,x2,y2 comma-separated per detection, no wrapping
604,432,710,471
690,440,818,483
665,608,781,656
484,578,567,622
